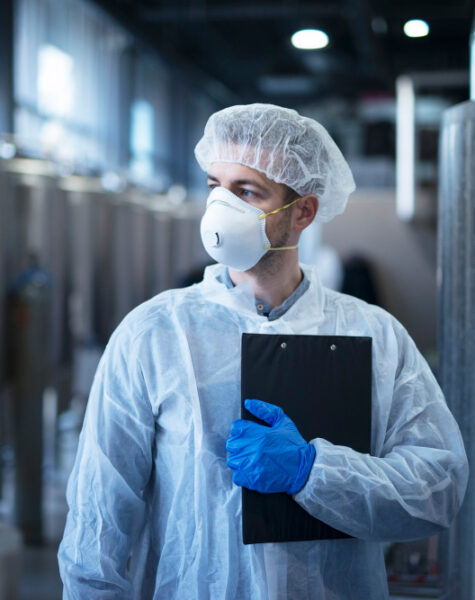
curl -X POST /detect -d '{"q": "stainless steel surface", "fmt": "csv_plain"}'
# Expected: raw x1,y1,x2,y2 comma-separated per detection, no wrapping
111,198,151,326
470,11,475,101
0,158,207,428
0,170,7,393
169,202,207,287
148,206,173,295
0,161,69,372
62,178,115,346
9,270,51,544
438,100,475,600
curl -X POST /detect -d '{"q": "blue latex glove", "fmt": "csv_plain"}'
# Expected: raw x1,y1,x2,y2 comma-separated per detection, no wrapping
226,399,316,494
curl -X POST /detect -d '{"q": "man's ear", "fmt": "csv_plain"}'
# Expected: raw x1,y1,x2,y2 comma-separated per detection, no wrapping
294,195,319,232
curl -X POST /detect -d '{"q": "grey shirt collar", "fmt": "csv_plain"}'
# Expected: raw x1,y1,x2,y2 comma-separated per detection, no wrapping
217,267,310,321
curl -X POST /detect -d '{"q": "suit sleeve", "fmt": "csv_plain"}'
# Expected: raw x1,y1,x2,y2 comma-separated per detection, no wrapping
58,321,155,598
293,318,469,542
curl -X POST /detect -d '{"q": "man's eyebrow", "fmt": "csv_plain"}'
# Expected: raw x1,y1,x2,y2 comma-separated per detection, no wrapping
206,174,269,192
234,179,268,191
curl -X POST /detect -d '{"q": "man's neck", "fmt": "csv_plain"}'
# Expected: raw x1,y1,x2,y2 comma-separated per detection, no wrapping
229,257,303,309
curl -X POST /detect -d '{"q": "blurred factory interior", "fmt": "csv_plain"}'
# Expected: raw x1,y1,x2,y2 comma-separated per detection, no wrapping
0,0,474,598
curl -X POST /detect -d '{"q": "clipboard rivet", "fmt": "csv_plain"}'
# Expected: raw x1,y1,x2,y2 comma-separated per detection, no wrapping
280,342,287,349
330,344,337,351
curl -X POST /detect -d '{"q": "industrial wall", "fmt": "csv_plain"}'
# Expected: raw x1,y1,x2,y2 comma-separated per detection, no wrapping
323,188,438,357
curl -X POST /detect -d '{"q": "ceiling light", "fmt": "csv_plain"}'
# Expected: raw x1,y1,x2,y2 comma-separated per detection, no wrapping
291,29,329,50
403,19,429,38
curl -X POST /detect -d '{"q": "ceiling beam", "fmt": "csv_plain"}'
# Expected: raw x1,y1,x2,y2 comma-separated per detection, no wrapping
343,0,393,85
84,0,238,105
383,5,472,20
142,3,343,23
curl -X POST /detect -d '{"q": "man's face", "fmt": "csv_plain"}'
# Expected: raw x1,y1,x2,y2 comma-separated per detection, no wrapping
206,162,296,274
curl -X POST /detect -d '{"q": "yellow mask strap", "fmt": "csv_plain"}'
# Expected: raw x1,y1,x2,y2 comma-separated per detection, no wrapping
257,196,302,220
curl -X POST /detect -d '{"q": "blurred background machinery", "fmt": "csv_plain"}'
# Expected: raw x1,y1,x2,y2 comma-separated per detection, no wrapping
0,156,208,599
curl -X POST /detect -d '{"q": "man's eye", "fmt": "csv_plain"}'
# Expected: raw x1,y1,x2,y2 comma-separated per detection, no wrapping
241,189,257,198
207,183,217,190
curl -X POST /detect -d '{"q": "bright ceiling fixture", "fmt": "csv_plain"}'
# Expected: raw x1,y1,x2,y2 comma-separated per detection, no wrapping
291,29,329,50
403,19,430,38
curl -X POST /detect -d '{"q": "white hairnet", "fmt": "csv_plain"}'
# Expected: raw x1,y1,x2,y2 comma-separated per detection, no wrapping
194,103,356,223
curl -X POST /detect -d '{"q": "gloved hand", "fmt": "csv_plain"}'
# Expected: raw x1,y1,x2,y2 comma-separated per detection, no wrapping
226,399,316,494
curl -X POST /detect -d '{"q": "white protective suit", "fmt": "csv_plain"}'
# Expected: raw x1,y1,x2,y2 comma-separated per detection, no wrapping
58,263,468,600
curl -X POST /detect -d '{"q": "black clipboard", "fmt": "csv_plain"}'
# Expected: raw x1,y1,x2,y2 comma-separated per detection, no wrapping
241,333,372,544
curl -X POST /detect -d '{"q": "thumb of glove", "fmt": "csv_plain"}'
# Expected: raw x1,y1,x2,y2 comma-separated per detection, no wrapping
244,399,284,426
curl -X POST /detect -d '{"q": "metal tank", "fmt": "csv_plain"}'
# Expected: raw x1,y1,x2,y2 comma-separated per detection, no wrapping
141,195,174,297
110,191,152,326
0,158,69,375
0,160,9,497
149,203,174,295
0,164,8,393
169,200,207,287
0,157,69,541
58,175,116,347
61,180,206,348
438,100,475,600
8,266,51,543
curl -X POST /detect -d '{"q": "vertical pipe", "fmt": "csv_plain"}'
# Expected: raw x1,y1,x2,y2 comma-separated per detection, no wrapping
396,76,416,221
0,0,14,135
9,268,51,545
470,11,475,101
438,101,475,600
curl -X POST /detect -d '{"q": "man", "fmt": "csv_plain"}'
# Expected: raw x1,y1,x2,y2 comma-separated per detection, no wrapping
58,104,468,599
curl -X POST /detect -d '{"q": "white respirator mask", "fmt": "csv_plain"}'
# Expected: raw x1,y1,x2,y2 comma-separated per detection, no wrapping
200,186,301,271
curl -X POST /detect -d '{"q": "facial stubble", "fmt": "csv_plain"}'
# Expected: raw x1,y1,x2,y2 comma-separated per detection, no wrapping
248,205,293,277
